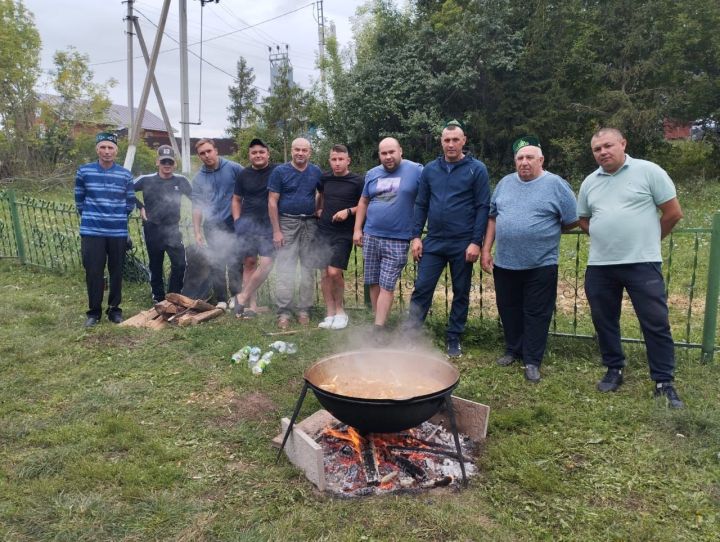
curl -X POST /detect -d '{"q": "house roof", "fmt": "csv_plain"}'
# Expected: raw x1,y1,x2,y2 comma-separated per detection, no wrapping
107,103,173,133
38,93,173,133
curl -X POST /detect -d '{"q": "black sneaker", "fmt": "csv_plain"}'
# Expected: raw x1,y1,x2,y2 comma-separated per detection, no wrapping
447,338,462,358
597,368,623,392
496,354,516,367
524,364,541,383
654,382,685,409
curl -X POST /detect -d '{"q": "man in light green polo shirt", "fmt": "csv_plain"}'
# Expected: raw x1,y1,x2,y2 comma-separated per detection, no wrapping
577,127,685,408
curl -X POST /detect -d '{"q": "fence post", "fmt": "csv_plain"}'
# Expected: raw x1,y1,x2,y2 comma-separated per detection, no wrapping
8,190,26,265
701,212,720,363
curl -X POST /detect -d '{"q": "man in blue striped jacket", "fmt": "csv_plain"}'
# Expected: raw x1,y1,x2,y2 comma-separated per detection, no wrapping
75,132,135,327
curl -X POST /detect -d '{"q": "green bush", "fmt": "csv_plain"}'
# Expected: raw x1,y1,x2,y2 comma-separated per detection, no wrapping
654,140,717,183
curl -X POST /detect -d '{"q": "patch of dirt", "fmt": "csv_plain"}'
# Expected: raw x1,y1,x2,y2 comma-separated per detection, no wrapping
186,386,279,426
83,330,147,349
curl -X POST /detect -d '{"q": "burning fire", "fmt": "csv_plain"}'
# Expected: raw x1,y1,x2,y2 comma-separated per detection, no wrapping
319,422,473,495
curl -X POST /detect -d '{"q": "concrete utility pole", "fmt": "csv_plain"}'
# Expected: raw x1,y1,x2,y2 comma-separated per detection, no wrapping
179,0,192,174
132,18,181,160
316,0,325,87
123,0,171,171
125,0,135,135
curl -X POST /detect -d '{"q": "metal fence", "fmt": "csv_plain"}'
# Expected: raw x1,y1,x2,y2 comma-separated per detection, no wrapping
1,189,719,361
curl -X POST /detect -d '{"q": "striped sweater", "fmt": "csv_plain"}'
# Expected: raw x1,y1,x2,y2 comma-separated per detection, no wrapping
75,162,135,237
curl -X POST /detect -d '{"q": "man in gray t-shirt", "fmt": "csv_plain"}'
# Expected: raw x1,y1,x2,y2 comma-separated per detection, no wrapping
481,136,578,383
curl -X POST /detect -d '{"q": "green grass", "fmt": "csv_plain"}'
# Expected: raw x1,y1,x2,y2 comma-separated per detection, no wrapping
1,259,719,541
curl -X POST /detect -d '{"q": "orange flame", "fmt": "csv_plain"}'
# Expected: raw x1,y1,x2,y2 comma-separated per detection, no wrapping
323,426,366,455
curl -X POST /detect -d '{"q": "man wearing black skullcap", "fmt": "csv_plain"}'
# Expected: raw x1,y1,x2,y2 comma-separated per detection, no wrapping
481,136,578,383
74,132,135,327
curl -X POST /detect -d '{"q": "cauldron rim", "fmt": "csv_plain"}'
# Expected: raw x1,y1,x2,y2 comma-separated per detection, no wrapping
304,348,460,404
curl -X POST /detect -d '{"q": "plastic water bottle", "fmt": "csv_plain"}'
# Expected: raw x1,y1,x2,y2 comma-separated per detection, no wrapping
230,346,252,364
247,347,261,368
269,341,297,354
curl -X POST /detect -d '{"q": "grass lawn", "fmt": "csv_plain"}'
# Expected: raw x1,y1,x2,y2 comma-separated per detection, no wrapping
1,258,719,541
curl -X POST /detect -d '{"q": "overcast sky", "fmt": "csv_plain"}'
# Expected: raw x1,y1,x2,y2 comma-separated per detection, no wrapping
23,0,368,137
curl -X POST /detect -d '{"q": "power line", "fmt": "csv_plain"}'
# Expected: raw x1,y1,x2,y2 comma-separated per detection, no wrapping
90,3,316,68
132,9,269,94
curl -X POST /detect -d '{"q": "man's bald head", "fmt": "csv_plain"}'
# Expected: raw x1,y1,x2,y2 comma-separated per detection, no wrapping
378,138,403,172
290,137,312,170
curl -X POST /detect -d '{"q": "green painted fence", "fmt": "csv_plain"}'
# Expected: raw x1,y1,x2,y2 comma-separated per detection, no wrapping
1,189,718,360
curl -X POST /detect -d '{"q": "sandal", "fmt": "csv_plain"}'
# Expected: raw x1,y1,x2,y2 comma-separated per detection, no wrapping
234,300,245,318
242,309,257,319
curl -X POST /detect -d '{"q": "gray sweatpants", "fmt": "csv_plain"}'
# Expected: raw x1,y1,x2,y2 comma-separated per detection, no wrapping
274,216,318,314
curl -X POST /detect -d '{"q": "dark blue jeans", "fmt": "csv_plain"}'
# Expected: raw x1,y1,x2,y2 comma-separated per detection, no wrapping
493,265,558,367
584,263,675,382
406,246,473,340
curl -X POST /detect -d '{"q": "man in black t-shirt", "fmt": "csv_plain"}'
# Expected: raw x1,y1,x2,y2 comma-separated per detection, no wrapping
231,138,277,318
134,145,192,302
316,144,364,330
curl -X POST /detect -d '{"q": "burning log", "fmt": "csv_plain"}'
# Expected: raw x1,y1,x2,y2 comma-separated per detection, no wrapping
386,445,473,463
360,438,381,486
389,451,427,480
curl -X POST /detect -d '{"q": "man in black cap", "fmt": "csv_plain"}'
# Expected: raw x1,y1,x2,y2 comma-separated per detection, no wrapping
481,136,578,382
231,138,277,318
75,132,135,326
134,145,192,303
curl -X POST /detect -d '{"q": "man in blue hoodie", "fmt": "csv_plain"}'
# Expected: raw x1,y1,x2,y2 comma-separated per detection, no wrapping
191,138,244,308
404,121,491,357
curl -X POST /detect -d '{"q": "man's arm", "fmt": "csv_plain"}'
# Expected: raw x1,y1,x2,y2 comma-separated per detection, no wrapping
74,168,85,215
472,165,491,246
268,191,283,247
480,217,496,273
658,197,683,239
577,217,590,234
353,196,369,247
231,194,242,222
192,208,205,246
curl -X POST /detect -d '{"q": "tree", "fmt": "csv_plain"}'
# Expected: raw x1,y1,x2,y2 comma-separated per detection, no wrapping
0,0,41,175
227,57,258,139
39,46,114,167
261,62,312,161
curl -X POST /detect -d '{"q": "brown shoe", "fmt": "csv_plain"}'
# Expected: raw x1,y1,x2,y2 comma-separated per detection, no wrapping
297,311,310,326
277,315,291,330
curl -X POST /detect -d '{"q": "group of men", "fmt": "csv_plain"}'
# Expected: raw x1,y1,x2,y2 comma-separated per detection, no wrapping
74,124,685,408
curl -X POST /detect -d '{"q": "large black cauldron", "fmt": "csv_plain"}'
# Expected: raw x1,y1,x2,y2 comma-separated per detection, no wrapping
304,350,460,434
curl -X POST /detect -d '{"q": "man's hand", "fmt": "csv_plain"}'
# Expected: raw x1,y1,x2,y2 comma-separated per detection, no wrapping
465,242,480,263
194,231,206,247
273,230,285,248
353,229,363,247
332,208,350,223
411,238,423,262
480,251,493,273
140,207,148,221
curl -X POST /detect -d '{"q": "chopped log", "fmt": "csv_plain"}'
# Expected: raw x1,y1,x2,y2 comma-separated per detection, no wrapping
119,308,159,327
178,308,224,327
146,317,168,330
165,293,215,312
154,300,178,317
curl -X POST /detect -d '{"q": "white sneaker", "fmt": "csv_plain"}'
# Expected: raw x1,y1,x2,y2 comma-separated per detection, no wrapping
330,313,349,330
228,297,236,309
216,301,228,311
318,316,335,329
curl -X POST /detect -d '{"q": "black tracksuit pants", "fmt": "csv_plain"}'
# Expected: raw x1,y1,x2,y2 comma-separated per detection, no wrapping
143,222,186,302
81,235,126,318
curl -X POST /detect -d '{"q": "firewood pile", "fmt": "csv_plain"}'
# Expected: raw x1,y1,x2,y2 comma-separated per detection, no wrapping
119,293,224,330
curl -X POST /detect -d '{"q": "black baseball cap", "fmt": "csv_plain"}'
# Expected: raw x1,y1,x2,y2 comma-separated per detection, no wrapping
248,138,268,149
